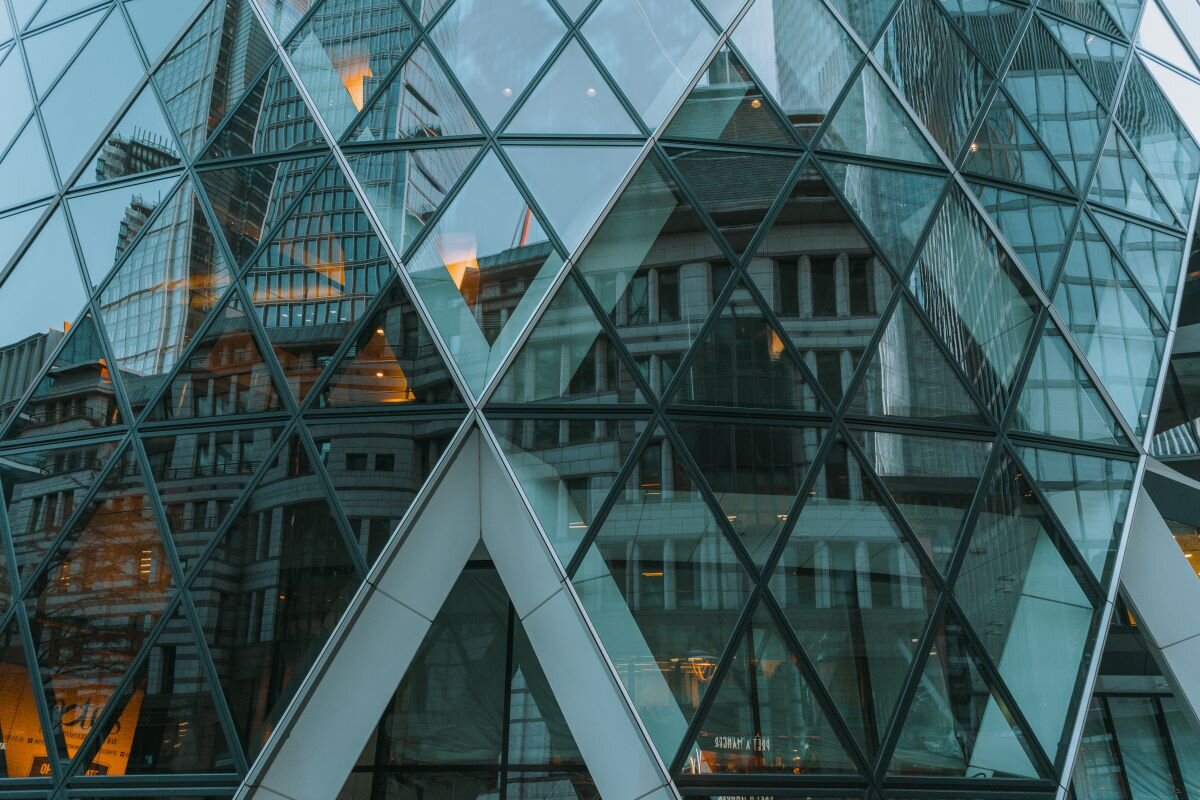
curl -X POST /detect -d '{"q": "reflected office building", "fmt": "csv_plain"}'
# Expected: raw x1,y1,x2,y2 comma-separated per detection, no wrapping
0,0,1199,798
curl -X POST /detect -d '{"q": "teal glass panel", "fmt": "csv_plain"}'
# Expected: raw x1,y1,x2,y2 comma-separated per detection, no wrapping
1089,126,1177,227
125,0,208,62
821,63,938,165
1016,445,1135,583
856,428,991,574
731,0,859,141
1093,209,1184,320
0,118,57,212
828,0,897,44
1042,16,1128,107
23,9,102,98
770,440,937,758
0,622,49,778
1040,0,1124,38
204,61,327,160
0,203,42,274
1163,696,1200,799
584,0,716,130
507,38,639,135
490,416,646,564
1109,697,1182,800
875,0,990,157
0,47,33,157
1071,699,1128,800
937,0,1025,73
75,83,182,187
678,604,859,776
696,0,745,28
963,92,1073,194
1099,0,1140,35
68,173,181,286
1013,321,1130,446
909,188,1040,414
971,183,1075,292
258,0,310,38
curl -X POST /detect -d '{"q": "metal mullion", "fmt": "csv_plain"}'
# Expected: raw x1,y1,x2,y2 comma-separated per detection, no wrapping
337,134,487,156
1006,429,1142,461
220,280,303,420
1104,113,1189,233
1029,9,1125,113
566,19,670,142
1095,695,1136,800
721,155,815,271
1033,3,1131,53
290,420,370,578
1153,695,1191,800
650,141,750,268
330,30,427,147
125,431,194,604
1080,204,1176,332
663,406,832,427
935,429,1008,591
498,603,516,798
841,412,996,440
486,31,578,138
13,597,65,784
0,195,56,279
1147,0,1200,74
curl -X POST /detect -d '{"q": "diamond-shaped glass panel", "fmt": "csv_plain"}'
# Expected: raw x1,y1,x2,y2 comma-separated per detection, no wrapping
821,63,939,165
75,83,183,188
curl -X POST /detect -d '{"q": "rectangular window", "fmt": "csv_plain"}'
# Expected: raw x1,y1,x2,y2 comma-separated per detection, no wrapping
777,259,799,316
848,258,872,315
811,257,837,317
374,453,395,472
657,268,680,322
345,453,368,471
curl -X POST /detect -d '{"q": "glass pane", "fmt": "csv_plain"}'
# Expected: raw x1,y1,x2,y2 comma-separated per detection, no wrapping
888,609,1042,778
1163,695,1200,799
971,183,1075,292
258,0,311,39
584,0,717,130
317,278,463,407
0,203,41,280
909,187,1040,415
572,427,753,756
307,417,461,566
1012,320,1130,446
856,428,991,574
1040,0,1123,38
730,0,859,141
0,47,32,157
347,43,481,143
24,444,173,764
1093,209,1184,320
875,0,990,157
667,147,798,258
964,92,1072,194
1071,699,1127,800
75,83,183,187
189,431,361,758
1089,126,1177,227
1143,54,1200,143
954,450,1096,762
1042,16,1128,108
821,63,938,165
573,154,731,399
69,174,181,286
0,620,50,779
680,605,858,776
0,118,56,212
287,0,417,136
771,440,937,758
506,38,639,135
1053,214,1166,435
937,0,1025,73
663,45,796,147
1109,697,1180,800
23,9,102,98
204,61,327,160
489,415,645,564
431,0,565,129
1016,445,1134,584
143,424,285,569
672,280,819,412
828,0,896,43
125,0,208,62
490,272,646,407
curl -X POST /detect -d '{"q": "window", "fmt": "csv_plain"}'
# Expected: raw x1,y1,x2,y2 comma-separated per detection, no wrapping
346,452,369,470
811,257,837,317
658,267,680,322
777,259,799,316
374,453,395,472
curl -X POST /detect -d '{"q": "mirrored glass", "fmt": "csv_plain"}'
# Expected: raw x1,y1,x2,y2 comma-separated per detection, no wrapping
937,0,1025,73
204,61,326,160
0,621,50,779
972,183,1075,293
1042,16,1128,108
821,64,938,165
964,92,1072,194
75,84,182,187
506,38,639,135
1040,0,1123,38
68,173,182,286
23,9,103,98
125,0,208,62
1093,208,1184,320
0,118,57,212
1089,127,1177,227
0,203,43,276
0,47,33,157
828,0,896,44
1108,697,1180,799
1071,699,1127,800
258,0,311,39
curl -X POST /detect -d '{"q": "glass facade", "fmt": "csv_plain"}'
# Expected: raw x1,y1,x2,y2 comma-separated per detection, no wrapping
0,0,1194,798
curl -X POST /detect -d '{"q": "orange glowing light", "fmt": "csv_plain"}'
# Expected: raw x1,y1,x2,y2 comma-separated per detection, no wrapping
436,232,481,306
768,329,785,361
339,58,374,111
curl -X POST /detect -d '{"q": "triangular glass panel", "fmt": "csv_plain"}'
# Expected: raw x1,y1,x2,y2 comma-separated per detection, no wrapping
142,423,286,568
670,278,821,412
402,150,564,396
822,158,946,272
663,45,796,147
0,47,33,157
1101,0,1141,35
125,0,208,63
821,63,939,165
573,153,733,399
1042,16,1129,108
1053,213,1167,435
769,439,938,759
23,8,103,98
490,415,647,565
99,187,233,414
875,0,992,157
964,91,1074,193
74,83,183,187
0,619,51,779
24,443,173,764
0,117,57,212
431,0,565,129
348,145,478,261
258,0,311,39
188,430,362,759
490,271,647,407
1012,320,1130,446
145,294,285,421
68,173,182,286
679,603,859,776
848,298,989,425
888,608,1043,778
197,154,328,266
204,60,327,161
970,182,1075,292
953,449,1098,763
856,428,991,574
506,37,639,135
667,147,798,259
69,605,238,775
40,11,145,181
675,419,825,568
1093,208,1184,320
1039,0,1124,38
571,427,753,756
3,313,123,441
909,187,1041,415
1015,445,1135,584
1088,126,1177,226
937,0,1026,73
0,203,43,274
306,416,463,567
156,0,276,158
243,161,392,405
1143,54,1200,142
1005,17,1108,187
317,278,463,408
29,0,105,28
744,162,898,407
507,144,643,256
730,0,858,141
584,0,717,130
829,0,897,44
346,43,482,144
